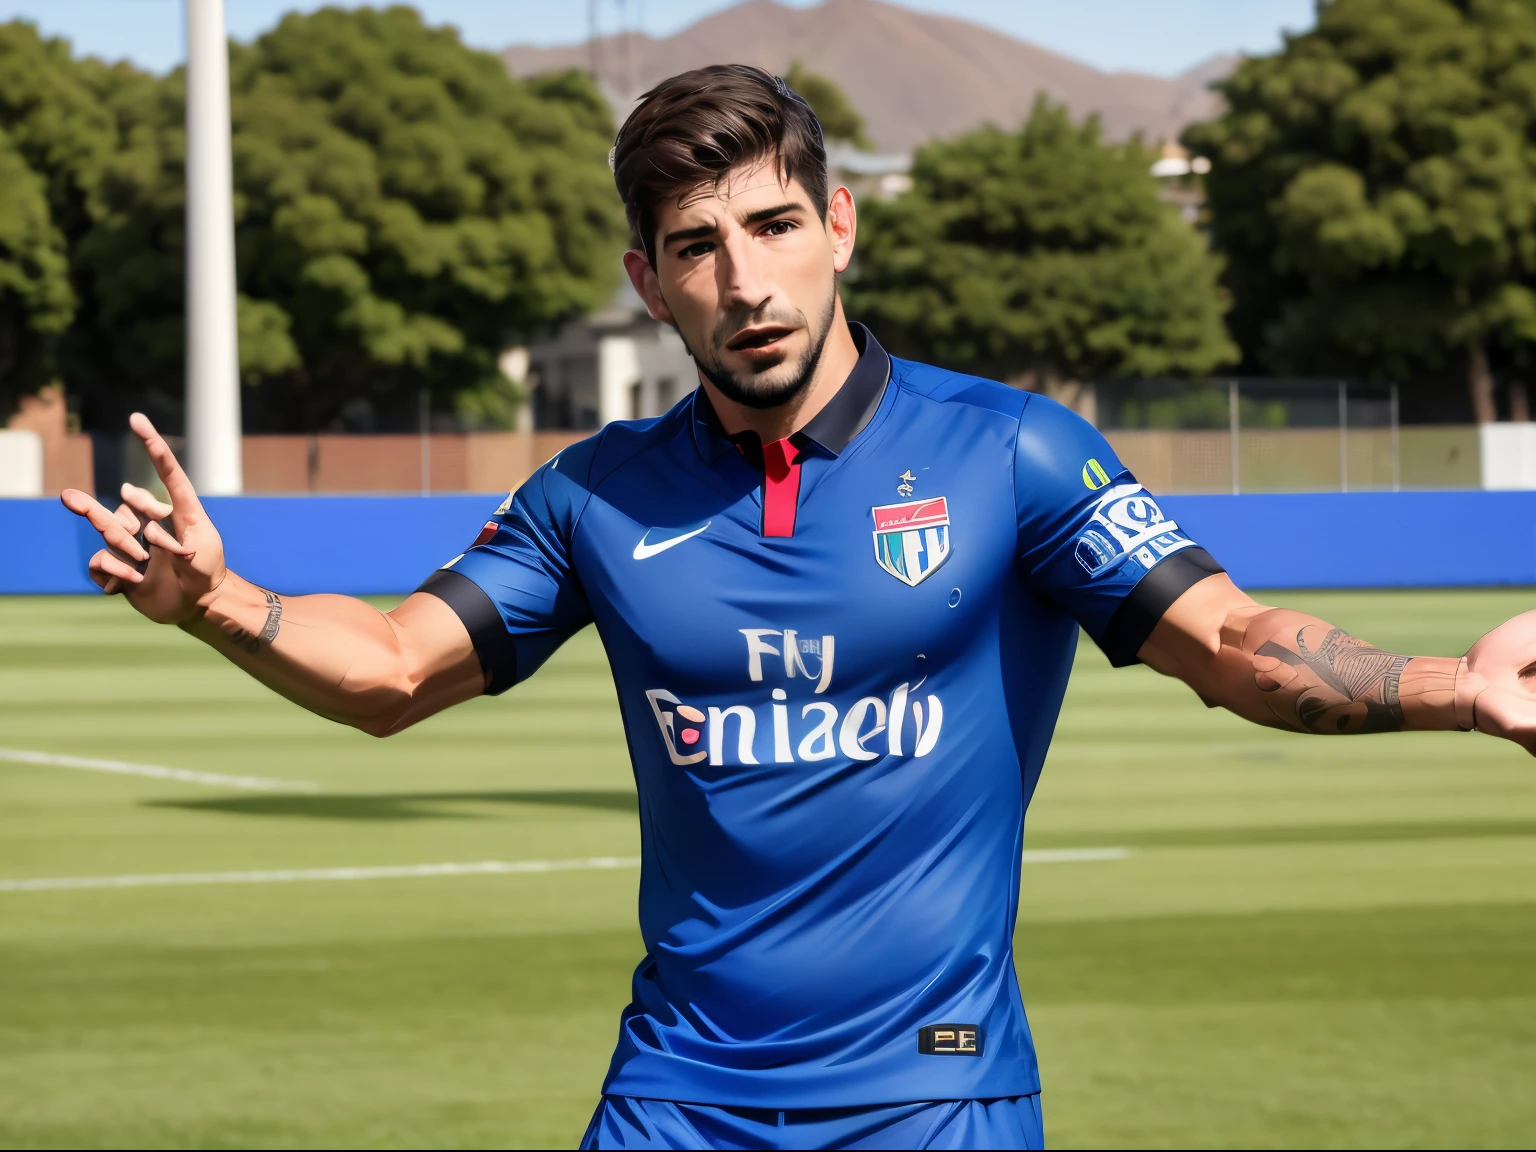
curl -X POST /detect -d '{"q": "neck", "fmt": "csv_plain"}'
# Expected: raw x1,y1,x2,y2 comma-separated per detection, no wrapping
699,297,861,443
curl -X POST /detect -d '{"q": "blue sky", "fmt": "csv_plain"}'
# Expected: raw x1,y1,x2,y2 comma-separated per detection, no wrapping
1,1,1316,78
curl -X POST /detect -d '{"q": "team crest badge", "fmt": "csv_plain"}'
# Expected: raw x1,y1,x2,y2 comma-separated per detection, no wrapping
872,497,952,587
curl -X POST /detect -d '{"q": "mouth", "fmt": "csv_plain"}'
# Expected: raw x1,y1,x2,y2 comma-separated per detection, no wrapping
726,325,796,354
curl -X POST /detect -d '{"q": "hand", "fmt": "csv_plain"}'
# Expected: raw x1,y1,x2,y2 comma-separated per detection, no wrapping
59,412,227,625
1459,609,1536,753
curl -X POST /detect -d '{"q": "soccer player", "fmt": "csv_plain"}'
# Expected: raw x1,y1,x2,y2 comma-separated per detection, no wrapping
61,65,1536,1150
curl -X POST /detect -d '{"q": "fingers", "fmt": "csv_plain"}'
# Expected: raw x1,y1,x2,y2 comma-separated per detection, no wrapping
120,482,173,523
112,502,144,536
115,486,192,557
60,489,148,562
89,547,144,588
142,519,194,558
129,412,205,519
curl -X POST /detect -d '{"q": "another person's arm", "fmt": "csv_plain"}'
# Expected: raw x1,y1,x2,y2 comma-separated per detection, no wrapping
61,414,484,736
1139,572,1536,752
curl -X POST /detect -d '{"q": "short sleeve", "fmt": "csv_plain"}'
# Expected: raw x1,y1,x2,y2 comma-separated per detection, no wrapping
417,445,596,694
1014,394,1224,667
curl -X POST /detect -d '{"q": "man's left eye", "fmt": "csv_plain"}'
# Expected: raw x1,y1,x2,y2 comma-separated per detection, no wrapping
763,220,795,236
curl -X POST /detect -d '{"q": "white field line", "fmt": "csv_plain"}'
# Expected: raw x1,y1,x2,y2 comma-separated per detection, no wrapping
0,848,1129,895
0,857,644,893
0,747,317,792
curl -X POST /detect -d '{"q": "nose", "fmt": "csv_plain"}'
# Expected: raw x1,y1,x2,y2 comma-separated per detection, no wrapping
715,227,773,313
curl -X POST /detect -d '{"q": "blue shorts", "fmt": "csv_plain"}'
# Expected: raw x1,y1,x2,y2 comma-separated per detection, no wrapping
579,1094,1044,1150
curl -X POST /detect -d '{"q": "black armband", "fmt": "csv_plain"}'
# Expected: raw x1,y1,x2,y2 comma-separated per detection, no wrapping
1098,547,1225,668
417,569,519,694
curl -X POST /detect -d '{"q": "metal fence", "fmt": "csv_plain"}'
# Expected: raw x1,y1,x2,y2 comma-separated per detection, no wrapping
1095,379,1478,494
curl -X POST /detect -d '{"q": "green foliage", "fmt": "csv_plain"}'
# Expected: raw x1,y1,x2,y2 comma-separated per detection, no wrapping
784,60,871,149
0,128,73,408
0,21,111,411
846,98,1237,383
0,8,624,431
0,22,117,243
224,7,623,429
0,22,189,427
454,372,528,431
62,59,194,427
1186,0,1536,395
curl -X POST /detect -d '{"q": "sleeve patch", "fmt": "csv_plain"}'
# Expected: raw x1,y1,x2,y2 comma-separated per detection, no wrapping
1072,483,1194,582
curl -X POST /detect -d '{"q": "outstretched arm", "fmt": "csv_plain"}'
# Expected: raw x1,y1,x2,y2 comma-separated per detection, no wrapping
61,414,485,737
1139,573,1536,752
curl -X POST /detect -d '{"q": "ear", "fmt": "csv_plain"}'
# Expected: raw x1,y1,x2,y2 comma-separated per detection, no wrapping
623,249,675,326
826,185,857,275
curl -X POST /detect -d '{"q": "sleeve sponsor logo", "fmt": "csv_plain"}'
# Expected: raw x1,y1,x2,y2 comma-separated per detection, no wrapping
1082,458,1112,490
1072,482,1193,577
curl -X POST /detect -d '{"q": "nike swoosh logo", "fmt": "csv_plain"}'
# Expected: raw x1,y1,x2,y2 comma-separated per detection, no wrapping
633,522,711,560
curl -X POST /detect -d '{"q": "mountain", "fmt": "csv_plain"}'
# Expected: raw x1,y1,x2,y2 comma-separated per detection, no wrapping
502,0,1237,152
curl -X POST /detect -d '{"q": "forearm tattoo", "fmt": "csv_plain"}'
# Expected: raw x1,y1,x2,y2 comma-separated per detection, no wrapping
1255,626,1412,733
225,588,283,654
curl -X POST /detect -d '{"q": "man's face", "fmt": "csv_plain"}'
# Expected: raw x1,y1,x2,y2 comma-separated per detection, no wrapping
624,161,857,410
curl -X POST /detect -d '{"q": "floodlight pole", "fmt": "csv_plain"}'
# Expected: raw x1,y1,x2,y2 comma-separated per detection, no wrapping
184,0,242,493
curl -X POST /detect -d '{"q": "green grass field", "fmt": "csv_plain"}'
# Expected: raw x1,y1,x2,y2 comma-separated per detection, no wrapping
3,590,1536,1149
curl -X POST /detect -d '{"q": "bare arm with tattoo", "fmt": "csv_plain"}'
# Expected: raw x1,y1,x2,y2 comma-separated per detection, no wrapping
60,414,485,737
1139,573,1536,752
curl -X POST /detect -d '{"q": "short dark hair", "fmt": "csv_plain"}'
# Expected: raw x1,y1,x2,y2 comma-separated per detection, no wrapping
611,64,828,265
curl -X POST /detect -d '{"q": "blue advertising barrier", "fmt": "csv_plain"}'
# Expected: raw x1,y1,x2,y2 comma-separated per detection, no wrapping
1,489,1533,594
1,495,498,596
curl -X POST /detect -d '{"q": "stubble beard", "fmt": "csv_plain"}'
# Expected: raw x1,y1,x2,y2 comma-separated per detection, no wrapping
683,287,837,412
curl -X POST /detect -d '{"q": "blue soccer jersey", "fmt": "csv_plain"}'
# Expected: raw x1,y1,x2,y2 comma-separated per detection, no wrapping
421,324,1220,1108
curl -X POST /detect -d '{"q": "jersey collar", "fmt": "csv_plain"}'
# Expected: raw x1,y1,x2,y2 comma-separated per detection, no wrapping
691,322,891,464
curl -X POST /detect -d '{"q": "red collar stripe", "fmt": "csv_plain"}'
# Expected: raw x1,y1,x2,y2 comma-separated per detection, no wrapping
761,438,802,537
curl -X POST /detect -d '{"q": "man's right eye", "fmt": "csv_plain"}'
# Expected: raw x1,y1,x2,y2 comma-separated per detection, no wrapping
679,241,714,259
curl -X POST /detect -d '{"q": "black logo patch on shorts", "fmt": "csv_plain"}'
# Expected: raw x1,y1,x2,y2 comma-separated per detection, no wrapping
918,1023,982,1056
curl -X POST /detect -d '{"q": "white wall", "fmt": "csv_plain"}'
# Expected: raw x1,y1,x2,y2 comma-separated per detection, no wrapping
598,327,698,424
0,430,44,497
636,325,696,418
598,334,641,426
1479,423,1536,489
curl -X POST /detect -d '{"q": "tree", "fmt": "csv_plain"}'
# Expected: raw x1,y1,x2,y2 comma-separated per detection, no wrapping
0,21,115,414
1185,0,1536,421
845,98,1237,388
58,55,195,433
785,60,871,149
224,7,625,430
0,129,73,412
0,8,625,434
